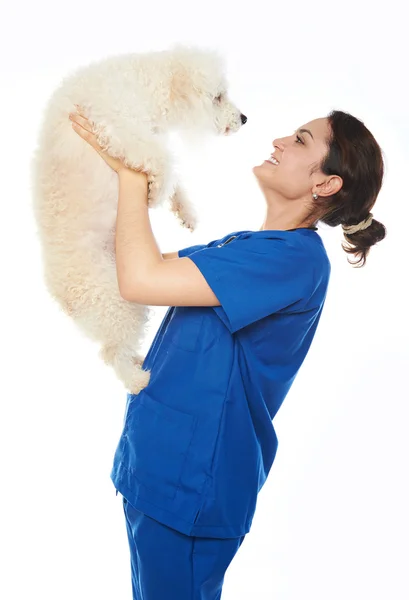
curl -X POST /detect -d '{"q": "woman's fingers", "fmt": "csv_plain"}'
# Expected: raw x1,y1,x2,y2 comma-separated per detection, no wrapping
69,112,93,133
69,109,124,172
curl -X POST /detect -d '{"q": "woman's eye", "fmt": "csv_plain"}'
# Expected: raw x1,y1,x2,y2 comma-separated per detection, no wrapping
296,135,304,144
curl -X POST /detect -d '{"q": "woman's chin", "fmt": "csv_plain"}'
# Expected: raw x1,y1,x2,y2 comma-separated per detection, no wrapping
252,163,265,174
252,162,275,180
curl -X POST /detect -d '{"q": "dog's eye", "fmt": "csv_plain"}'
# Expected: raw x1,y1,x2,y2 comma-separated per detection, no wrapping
214,94,223,103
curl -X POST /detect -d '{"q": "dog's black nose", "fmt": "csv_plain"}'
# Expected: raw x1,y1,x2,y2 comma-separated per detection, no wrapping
240,113,247,125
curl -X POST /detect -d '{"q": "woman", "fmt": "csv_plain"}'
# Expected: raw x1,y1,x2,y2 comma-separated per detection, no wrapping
70,108,386,599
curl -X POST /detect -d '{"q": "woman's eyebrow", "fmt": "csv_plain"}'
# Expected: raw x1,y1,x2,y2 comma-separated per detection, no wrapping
295,128,314,140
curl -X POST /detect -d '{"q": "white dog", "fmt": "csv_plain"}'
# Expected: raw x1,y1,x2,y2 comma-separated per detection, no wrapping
30,44,246,394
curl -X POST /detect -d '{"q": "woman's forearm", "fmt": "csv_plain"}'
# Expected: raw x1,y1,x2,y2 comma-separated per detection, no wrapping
115,169,163,297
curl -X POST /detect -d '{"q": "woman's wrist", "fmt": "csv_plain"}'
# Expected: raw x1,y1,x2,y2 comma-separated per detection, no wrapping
118,167,148,188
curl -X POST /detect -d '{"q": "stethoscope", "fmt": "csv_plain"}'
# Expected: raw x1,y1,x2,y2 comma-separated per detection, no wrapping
217,236,237,247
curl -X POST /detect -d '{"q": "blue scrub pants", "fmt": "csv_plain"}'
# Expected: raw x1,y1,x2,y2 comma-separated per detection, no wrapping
122,496,246,599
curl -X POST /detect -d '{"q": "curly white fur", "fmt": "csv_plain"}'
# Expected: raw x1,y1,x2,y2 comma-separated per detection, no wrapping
30,43,245,394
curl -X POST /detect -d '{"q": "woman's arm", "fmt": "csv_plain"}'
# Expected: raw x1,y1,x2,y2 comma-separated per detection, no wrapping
162,252,179,260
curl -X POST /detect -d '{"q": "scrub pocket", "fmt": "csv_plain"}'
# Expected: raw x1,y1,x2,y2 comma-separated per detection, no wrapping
126,393,198,500
168,307,204,352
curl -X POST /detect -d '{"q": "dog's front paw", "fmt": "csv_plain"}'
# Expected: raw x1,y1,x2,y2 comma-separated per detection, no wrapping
169,184,198,232
180,218,196,232
147,174,164,208
178,208,198,232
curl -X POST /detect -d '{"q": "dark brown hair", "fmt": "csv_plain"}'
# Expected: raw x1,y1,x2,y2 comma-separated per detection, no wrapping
310,110,387,268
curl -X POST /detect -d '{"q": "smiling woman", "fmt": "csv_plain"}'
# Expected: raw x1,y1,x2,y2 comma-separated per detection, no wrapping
253,109,386,267
103,102,391,600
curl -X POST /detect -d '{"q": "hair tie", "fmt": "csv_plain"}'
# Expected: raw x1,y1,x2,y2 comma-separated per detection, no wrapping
342,213,373,235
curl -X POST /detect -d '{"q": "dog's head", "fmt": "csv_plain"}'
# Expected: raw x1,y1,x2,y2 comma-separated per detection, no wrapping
163,44,247,140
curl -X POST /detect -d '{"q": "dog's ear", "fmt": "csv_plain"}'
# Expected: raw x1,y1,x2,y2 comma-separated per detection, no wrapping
169,66,200,107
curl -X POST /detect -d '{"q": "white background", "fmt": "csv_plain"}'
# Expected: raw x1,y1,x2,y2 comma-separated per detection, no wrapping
1,0,408,599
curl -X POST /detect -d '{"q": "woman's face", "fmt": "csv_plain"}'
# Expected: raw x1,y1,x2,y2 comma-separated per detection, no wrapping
253,117,332,202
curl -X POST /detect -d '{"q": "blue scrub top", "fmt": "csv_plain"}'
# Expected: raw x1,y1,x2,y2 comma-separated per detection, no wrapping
110,227,331,538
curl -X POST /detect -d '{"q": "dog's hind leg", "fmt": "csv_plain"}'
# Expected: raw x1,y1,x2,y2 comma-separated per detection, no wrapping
99,342,151,395
65,250,153,394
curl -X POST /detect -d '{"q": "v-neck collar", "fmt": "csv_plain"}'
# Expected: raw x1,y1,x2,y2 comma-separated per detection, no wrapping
250,226,318,233
223,227,323,247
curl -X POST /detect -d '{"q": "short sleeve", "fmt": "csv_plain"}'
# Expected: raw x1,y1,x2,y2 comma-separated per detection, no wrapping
185,235,315,334
178,230,250,258
178,243,208,257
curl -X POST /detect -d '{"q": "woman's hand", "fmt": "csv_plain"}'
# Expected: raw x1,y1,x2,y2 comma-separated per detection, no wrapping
69,106,148,184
